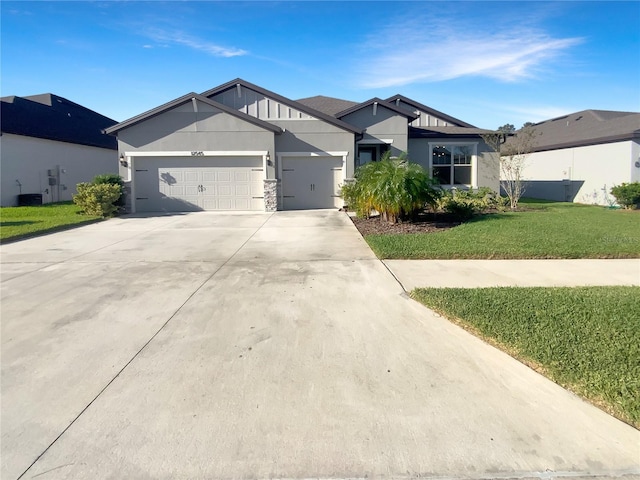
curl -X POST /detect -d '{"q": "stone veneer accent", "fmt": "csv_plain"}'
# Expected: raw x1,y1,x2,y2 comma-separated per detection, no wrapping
263,179,281,211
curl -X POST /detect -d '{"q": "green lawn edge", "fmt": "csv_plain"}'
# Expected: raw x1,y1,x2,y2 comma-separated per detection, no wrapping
0,202,105,244
0,217,105,244
411,286,640,429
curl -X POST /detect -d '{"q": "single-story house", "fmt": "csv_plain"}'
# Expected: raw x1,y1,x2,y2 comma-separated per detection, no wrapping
105,78,499,212
0,94,119,207
513,109,640,205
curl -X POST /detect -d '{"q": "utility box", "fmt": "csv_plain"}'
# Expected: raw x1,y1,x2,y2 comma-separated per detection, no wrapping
17,194,43,206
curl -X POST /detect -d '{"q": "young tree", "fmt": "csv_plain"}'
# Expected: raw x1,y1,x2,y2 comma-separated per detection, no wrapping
482,124,538,210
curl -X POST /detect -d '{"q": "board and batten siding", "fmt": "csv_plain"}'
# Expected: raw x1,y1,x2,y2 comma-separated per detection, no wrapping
394,100,453,127
210,89,314,121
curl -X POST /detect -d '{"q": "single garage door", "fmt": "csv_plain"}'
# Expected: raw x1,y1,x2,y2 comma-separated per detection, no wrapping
282,156,343,210
134,156,264,212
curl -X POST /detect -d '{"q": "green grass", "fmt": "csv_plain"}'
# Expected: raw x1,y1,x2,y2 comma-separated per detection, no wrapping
0,202,102,243
366,200,640,259
412,286,640,428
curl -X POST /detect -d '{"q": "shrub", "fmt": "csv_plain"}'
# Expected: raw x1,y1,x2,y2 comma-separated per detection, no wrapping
92,173,125,207
341,152,441,223
611,182,640,209
437,187,507,220
73,183,121,217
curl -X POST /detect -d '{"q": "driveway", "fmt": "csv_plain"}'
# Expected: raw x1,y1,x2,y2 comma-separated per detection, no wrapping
1,211,638,479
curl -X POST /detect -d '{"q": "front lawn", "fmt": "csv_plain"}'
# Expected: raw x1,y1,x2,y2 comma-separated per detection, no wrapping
412,286,640,428
0,202,102,243
364,200,640,259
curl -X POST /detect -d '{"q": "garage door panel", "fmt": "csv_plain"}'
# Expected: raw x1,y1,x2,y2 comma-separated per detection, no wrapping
282,156,343,210
134,156,264,212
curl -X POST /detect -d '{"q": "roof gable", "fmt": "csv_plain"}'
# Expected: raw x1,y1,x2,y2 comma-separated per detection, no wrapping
1,94,117,149
385,94,475,128
335,97,419,121
105,93,283,135
201,78,363,134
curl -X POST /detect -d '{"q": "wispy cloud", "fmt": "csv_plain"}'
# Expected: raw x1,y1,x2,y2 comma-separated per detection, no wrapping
144,28,247,57
356,13,583,88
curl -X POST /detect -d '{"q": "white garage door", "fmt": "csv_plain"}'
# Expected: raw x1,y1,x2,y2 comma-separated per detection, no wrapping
134,156,264,212
282,156,344,210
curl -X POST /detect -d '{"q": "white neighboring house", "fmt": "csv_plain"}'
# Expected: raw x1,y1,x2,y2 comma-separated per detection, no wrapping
0,94,118,206
515,110,640,206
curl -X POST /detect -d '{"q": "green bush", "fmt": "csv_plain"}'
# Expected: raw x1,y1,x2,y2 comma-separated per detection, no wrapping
437,187,507,220
341,152,441,223
73,183,121,217
611,182,640,209
92,173,125,207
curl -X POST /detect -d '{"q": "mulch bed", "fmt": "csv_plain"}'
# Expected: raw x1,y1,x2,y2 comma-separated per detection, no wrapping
348,211,463,235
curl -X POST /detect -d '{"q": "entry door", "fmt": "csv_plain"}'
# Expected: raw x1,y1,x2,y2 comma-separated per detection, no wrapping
357,147,377,167
282,156,343,210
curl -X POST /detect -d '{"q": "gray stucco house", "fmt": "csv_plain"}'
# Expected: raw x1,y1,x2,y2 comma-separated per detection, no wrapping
105,78,498,212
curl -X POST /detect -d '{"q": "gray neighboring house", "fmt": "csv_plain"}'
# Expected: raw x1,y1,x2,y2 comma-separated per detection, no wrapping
512,110,640,205
0,94,118,207
106,78,499,213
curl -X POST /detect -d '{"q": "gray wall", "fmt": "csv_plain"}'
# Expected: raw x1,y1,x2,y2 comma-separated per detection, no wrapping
340,106,409,156
269,119,356,177
116,100,276,178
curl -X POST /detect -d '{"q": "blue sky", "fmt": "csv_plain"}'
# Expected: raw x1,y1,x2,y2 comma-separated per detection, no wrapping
2,1,639,129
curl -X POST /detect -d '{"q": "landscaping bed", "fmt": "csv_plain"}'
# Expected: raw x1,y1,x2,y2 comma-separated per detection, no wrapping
355,200,640,259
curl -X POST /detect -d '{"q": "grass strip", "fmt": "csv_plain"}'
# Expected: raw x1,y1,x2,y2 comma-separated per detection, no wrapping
411,286,640,428
0,202,102,243
366,201,640,259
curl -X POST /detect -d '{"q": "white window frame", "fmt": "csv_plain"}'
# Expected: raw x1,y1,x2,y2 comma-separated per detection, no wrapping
428,142,477,188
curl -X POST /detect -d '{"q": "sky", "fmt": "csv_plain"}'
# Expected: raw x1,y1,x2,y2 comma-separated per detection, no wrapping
2,1,639,129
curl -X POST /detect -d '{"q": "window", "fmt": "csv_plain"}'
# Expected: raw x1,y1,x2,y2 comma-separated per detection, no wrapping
431,144,474,186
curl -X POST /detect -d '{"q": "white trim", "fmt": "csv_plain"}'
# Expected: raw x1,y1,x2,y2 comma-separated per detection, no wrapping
356,138,394,145
124,151,268,157
428,142,478,188
277,151,349,157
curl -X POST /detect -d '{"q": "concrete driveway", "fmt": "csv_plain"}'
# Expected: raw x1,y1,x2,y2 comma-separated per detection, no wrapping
1,211,638,479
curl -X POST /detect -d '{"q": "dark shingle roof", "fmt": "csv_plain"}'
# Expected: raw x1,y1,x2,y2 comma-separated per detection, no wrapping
409,125,497,138
520,109,640,152
105,93,283,135
0,94,117,150
296,95,359,116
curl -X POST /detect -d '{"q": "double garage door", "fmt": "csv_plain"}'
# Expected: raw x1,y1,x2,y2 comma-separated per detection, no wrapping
133,154,344,212
134,156,264,212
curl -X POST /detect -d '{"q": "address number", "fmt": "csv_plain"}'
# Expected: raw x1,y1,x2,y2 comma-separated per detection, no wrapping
191,151,204,156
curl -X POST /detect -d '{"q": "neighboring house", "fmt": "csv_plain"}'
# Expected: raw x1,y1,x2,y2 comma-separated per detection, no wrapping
0,94,118,206
105,78,499,213
512,110,640,205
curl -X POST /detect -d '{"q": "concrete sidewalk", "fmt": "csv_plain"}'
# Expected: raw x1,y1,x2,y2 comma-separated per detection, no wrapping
384,258,640,291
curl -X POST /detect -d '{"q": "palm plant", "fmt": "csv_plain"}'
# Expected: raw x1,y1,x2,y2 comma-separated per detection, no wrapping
341,152,441,223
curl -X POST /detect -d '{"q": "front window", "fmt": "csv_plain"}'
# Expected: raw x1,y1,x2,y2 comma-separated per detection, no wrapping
431,144,473,185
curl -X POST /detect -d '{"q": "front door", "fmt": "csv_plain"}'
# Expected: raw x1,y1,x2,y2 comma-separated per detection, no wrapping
357,146,377,168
